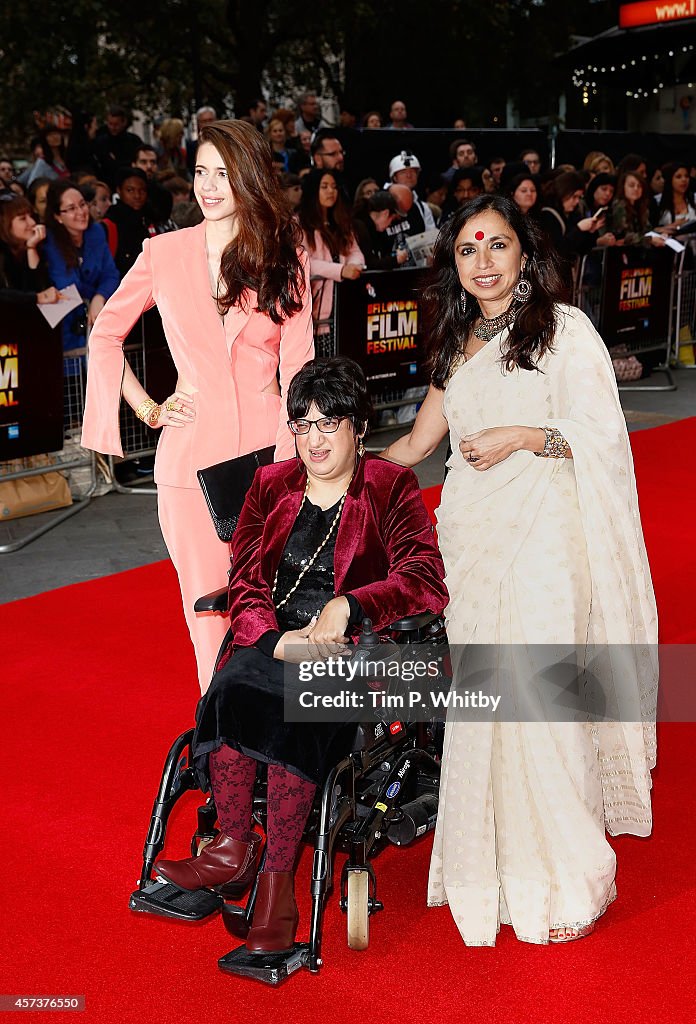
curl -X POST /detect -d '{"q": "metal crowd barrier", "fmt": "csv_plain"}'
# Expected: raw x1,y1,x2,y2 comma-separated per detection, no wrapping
105,311,176,495
107,325,157,496
312,278,338,361
0,349,97,554
673,253,696,368
573,247,677,392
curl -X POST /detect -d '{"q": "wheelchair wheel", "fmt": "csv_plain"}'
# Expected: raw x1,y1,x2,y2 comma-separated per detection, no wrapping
346,870,370,951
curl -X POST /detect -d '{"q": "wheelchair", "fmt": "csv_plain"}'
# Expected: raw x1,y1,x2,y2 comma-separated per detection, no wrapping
130,581,447,985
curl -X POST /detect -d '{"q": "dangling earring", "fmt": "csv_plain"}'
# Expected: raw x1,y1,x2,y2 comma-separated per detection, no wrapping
357,437,366,458
513,275,532,303
460,288,467,313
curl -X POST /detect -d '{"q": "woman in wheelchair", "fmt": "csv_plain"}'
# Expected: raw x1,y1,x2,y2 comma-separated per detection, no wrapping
155,356,448,954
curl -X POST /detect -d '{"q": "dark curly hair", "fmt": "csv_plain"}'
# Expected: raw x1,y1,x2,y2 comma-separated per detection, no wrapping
423,194,567,387
287,356,373,435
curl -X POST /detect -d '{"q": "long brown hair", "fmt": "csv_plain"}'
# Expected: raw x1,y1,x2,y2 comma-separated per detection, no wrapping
0,195,34,251
616,170,649,225
297,169,355,258
45,180,89,269
197,119,305,324
424,194,567,387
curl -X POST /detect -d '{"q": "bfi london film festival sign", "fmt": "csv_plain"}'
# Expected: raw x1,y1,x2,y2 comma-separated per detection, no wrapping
599,246,674,349
335,268,429,395
0,307,64,460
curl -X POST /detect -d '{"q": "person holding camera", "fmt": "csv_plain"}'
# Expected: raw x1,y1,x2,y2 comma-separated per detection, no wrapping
43,179,119,353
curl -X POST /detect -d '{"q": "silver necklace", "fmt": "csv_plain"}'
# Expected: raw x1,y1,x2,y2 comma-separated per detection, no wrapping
272,483,348,610
473,301,518,343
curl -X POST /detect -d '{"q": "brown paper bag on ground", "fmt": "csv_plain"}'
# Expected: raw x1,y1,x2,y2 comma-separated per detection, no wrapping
0,472,72,521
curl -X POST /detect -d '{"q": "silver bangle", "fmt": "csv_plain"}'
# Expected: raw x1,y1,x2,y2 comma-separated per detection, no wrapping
534,425,568,459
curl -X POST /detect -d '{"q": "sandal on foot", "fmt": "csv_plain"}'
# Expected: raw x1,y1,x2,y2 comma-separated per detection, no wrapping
549,923,595,943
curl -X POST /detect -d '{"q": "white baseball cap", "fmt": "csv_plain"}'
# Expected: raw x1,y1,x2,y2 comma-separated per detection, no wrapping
389,151,421,178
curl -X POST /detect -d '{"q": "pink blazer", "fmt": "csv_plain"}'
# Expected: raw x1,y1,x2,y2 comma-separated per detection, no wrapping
303,230,364,325
81,221,314,487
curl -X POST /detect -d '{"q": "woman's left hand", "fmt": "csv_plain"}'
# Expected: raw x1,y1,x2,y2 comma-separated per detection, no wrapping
87,294,106,326
460,426,540,471
306,597,351,659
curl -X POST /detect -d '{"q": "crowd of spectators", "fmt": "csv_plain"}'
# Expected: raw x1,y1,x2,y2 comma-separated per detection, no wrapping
2,94,695,357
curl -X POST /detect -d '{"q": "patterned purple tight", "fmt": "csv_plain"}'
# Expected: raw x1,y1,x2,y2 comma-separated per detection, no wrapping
209,745,316,872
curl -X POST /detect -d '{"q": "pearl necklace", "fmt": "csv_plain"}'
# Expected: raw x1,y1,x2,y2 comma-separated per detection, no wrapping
272,483,348,610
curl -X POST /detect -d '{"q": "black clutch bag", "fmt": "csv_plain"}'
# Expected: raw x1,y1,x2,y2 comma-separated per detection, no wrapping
197,445,275,541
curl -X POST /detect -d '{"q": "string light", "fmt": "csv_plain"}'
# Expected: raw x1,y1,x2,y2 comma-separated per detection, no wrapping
572,44,695,92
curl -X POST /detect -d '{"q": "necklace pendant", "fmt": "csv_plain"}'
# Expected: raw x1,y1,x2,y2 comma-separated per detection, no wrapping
474,302,517,343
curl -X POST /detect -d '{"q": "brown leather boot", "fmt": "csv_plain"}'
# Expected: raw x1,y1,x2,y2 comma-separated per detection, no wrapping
246,871,299,953
155,831,261,894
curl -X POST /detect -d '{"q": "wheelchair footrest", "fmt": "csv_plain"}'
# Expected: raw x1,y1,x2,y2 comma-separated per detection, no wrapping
218,943,310,985
129,880,223,921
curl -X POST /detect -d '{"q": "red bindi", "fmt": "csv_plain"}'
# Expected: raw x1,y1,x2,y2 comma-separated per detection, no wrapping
475,230,485,240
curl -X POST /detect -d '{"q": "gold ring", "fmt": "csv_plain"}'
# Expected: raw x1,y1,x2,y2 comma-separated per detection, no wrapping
165,400,177,412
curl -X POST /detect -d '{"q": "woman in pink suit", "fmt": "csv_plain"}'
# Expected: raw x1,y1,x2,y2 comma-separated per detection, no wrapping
81,120,314,691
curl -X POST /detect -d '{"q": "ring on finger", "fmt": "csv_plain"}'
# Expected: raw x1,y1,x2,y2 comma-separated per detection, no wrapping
165,399,178,412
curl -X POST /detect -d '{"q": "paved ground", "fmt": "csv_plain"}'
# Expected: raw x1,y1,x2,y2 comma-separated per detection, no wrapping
2,368,694,604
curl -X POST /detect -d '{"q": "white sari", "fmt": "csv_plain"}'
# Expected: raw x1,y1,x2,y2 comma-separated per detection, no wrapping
427,304,658,945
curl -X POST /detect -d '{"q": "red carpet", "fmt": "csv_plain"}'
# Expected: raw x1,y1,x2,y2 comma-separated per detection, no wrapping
4,420,696,1023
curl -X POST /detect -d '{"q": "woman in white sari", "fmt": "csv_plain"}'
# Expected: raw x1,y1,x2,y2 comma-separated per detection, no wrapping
382,194,657,946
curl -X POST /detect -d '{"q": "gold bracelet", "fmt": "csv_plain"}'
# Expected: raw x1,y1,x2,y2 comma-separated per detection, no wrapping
147,403,162,427
135,398,161,427
135,398,156,422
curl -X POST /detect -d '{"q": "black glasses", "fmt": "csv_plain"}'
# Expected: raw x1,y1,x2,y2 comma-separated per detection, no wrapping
288,416,345,435
59,201,89,214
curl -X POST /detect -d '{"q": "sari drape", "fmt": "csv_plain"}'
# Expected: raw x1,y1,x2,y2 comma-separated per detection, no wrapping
427,304,657,945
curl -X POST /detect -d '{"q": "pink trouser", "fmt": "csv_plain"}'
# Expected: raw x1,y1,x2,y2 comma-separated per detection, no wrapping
157,484,232,693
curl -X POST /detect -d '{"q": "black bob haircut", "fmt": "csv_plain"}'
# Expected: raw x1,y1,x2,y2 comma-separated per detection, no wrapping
287,356,373,434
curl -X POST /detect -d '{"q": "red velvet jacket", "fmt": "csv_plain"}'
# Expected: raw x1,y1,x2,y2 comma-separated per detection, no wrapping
228,453,448,648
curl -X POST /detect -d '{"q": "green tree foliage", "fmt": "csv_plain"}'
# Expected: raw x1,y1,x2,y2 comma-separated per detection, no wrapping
0,0,614,141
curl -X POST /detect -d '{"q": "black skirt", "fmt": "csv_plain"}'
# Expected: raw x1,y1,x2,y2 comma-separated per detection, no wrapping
192,645,359,788
193,497,361,787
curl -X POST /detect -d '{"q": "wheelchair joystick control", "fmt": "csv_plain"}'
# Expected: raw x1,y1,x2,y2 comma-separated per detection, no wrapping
358,618,380,647
351,618,401,700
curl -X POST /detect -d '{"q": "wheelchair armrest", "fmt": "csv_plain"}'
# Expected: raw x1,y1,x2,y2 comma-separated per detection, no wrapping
193,593,441,626
389,611,440,633
194,587,230,614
